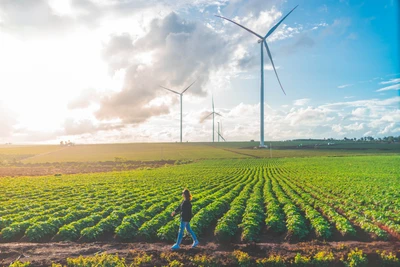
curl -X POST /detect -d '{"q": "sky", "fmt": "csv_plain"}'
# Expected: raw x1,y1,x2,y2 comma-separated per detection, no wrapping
0,0,399,144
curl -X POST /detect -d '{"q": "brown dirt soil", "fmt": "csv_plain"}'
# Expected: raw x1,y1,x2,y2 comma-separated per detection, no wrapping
0,160,176,177
0,240,399,267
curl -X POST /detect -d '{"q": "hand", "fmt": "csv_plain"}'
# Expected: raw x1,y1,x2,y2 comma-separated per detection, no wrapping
171,211,176,217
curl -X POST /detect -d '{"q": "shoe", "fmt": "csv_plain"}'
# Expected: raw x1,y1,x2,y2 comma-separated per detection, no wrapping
192,240,199,248
171,244,180,250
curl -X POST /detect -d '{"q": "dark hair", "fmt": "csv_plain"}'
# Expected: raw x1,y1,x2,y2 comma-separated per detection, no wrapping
182,189,192,201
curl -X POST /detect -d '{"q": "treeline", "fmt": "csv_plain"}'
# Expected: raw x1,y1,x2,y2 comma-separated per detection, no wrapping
294,136,399,143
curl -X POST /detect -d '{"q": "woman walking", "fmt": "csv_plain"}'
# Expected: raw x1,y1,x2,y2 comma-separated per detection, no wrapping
171,189,199,250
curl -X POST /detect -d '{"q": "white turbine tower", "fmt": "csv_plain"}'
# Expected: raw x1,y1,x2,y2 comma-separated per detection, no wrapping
203,96,221,142
160,81,196,143
216,6,298,147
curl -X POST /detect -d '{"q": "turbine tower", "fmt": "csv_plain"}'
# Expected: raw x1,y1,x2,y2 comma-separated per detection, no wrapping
216,6,298,147
203,96,221,142
160,81,196,142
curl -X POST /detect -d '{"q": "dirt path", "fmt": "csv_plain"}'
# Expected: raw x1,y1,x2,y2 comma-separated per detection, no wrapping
21,147,70,162
0,241,399,266
208,145,261,159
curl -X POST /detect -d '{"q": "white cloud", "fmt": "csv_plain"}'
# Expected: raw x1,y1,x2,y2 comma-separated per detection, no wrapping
338,83,353,88
321,96,400,109
332,124,344,134
376,84,400,92
293,98,310,106
344,122,364,131
351,108,368,117
380,78,400,84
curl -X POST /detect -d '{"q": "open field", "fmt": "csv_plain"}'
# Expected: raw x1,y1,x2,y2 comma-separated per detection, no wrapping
0,141,398,165
0,151,399,266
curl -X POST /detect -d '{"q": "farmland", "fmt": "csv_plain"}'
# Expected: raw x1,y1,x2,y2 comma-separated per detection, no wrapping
0,142,399,266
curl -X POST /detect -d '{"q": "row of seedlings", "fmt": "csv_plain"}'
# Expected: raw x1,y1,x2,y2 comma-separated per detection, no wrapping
276,169,356,237
284,169,389,240
269,172,309,240
158,168,253,241
240,167,266,242
273,171,332,239
214,172,260,242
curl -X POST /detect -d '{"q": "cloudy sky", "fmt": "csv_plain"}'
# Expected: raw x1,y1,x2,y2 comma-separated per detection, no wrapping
0,0,399,144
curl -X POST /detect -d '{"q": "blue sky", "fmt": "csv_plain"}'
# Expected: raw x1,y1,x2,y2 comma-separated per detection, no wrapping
0,0,398,143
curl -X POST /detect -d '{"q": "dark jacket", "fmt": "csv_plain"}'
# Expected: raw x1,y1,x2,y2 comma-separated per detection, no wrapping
174,200,192,222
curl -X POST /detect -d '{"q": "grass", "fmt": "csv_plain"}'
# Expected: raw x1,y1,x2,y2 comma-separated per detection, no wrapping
0,141,398,163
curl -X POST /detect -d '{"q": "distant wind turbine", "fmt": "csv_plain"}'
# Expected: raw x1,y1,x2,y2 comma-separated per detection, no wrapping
160,80,196,143
203,96,222,142
217,121,226,142
216,5,298,147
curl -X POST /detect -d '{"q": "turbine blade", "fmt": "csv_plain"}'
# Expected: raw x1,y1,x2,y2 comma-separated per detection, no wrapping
159,86,180,95
215,15,263,39
264,40,286,95
212,95,214,111
218,132,226,141
200,112,213,123
215,112,222,117
181,80,196,94
265,5,298,39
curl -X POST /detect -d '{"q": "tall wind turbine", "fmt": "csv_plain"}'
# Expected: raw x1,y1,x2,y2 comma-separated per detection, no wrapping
216,6,298,147
160,81,196,143
217,121,226,142
203,96,221,142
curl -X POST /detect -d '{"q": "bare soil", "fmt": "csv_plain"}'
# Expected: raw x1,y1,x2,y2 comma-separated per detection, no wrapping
0,160,176,177
0,240,399,266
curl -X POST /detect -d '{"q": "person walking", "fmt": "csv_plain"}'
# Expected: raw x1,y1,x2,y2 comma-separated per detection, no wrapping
171,189,199,250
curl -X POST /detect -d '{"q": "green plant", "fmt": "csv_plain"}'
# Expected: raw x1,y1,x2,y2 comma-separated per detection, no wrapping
342,249,368,267
191,254,218,267
377,250,400,267
312,251,335,267
293,253,312,266
164,260,184,267
66,253,126,267
256,255,286,267
130,251,152,267
233,250,252,267
9,261,31,267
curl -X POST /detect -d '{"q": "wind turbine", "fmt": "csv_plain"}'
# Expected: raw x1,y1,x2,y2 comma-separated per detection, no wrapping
217,121,226,142
203,96,221,142
216,5,298,147
160,81,196,143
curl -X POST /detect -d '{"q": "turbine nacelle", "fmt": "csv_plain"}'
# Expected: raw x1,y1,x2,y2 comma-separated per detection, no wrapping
257,39,263,43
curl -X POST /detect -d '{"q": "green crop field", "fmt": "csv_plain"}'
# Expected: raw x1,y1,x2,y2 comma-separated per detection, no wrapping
0,143,399,266
1,155,399,244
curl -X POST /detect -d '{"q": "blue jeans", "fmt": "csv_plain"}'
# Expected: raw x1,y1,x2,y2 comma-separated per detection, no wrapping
176,221,197,245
